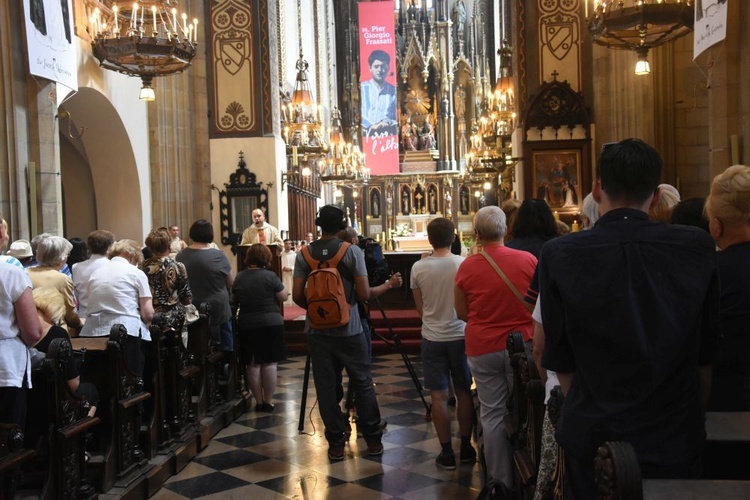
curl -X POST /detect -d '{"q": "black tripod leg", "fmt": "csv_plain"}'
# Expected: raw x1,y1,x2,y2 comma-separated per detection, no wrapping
298,351,311,433
373,298,432,420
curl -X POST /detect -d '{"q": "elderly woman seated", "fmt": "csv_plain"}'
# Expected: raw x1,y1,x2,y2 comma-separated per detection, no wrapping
27,236,84,334
31,287,98,417
80,239,154,378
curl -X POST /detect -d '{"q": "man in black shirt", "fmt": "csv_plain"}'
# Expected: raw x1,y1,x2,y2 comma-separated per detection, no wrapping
539,139,718,497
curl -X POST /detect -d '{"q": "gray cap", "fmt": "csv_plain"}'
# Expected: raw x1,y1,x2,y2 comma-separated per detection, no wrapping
8,239,33,259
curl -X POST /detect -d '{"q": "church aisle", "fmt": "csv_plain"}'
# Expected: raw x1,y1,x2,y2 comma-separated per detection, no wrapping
152,354,482,499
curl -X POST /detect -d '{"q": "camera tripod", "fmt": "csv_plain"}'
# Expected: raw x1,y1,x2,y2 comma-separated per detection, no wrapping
298,296,431,434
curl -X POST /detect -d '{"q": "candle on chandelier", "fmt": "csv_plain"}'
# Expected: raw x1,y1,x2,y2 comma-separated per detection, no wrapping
152,6,157,35
113,5,119,33
140,2,145,29
131,3,137,26
172,8,178,36
193,19,199,44
182,13,188,37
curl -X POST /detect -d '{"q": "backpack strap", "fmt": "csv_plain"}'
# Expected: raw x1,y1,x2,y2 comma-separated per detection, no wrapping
326,242,351,269
301,242,351,269
301,245,318,269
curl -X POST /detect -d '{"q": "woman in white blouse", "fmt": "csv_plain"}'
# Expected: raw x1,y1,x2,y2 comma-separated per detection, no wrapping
80,239,154,377
0,212,43,427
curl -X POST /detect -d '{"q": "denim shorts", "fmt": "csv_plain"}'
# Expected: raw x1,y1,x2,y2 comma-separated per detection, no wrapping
421,338,472,391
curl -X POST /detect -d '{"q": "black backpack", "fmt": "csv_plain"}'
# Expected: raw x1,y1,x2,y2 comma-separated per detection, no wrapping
358,237,390,287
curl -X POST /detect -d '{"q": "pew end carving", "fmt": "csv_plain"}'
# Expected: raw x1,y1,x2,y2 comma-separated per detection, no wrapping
506,331,545,498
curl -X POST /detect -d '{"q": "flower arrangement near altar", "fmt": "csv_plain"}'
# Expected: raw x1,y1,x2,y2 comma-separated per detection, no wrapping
394,223,413,237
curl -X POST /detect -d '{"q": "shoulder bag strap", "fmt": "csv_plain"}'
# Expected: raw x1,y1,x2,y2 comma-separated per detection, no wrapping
480,251,533,312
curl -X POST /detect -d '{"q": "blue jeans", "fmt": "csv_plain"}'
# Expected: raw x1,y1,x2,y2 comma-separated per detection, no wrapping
308,333,382,447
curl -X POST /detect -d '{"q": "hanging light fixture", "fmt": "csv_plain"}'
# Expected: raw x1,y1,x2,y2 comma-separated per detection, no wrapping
89,1,198,100
586,0,693,75
465,39,518,181
634,48,651,75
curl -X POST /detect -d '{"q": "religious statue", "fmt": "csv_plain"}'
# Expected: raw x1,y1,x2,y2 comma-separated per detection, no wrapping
372,192,380,218
429,189,437,213
454,86,466,121
445,191,452,217
441,94,450,117
452,0,467,46
401,116,418,151
419,115,436,150
402,188,410,214
460,189,469,214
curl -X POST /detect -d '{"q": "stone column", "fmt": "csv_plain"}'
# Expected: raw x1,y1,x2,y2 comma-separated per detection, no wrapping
704,0,742,181
27,81,63,235
0,0,32,238
149,0,212,232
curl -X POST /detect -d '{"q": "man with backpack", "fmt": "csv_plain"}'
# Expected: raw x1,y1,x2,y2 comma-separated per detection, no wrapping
293,205,402,461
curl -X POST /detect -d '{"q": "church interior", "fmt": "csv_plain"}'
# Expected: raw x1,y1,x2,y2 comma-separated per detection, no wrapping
1,0,750,498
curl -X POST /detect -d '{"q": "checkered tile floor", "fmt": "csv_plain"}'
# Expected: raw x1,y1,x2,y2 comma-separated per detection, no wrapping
153,354,483,499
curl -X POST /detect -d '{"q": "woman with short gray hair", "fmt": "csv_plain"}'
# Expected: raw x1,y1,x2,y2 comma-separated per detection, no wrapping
454,205,537,493
28,236,83,333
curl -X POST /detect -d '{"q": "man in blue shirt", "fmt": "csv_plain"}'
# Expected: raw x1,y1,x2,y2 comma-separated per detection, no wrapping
539,139,718,497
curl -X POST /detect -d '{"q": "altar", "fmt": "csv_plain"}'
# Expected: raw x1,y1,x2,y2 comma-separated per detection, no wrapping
392,235,431,252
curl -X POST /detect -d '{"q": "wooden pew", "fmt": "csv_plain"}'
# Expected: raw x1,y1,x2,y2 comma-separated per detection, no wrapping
186,302,248,449
595,440,750,500
75,326,151,494
702,411,750,481
505,332,546,499
20,337,100,500
0,424,35,500
141,314,200,459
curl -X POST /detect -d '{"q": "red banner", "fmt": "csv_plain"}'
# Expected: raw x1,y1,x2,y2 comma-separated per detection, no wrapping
359,1,399,175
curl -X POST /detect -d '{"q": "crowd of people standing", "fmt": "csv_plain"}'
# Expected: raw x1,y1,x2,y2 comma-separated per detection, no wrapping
2,138,750,499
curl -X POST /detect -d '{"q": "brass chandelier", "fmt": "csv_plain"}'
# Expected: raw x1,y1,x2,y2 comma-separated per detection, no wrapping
585,0,694,75
466,40,517,177
88,0,198,100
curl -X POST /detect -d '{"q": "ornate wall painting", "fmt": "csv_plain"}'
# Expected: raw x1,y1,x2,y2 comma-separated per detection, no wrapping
209,0,257,137
538,0,581,91
531,149,581,212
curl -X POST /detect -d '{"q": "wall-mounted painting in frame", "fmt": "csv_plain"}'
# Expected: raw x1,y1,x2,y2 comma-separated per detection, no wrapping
531,149,581,212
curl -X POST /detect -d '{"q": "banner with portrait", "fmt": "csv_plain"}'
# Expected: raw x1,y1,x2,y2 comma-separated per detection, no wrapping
358,0,399,175
23,0,78,91
693,0,728,60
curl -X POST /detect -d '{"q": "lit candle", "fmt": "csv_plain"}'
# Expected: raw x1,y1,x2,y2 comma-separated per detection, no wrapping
152,6,157,35
182,13,188,37
172,8,178,35
585,0,588,19
193,19,199,43
572,220,580,232
553,211,560,221
140,2,145,29
188,24,193,42
113,5,119,33
132,3,138,26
